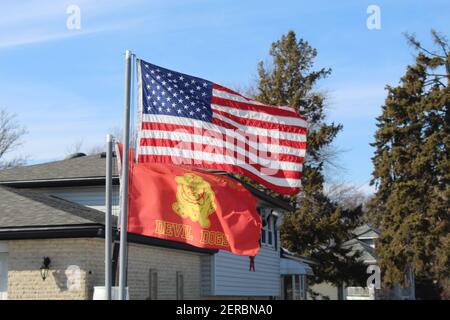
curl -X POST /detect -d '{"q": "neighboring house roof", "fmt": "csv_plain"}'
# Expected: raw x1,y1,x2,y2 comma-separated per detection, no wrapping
280,247,318,265
352,224,380,238
0,153,294,211
0,153,119,185
280,248,316,276
342,238,377,264
341,224,380,264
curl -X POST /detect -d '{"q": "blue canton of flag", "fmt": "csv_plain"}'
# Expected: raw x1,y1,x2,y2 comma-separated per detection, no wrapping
140,61,213,122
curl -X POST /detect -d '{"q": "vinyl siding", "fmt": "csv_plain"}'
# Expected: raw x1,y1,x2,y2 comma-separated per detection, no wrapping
200,255,213,296
38,186,120,216
210,246,280,297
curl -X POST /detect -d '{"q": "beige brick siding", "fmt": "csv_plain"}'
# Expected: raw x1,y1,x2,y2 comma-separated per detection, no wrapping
6,238,205,300
127,242,202,300
7,239,91,300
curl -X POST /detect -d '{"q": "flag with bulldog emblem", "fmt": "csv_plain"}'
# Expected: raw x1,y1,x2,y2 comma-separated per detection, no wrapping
117,143,262,256
127,163,262,256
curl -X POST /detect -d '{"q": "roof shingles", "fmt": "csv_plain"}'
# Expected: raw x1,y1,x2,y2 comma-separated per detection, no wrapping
0,186,105,228
0,154,118,182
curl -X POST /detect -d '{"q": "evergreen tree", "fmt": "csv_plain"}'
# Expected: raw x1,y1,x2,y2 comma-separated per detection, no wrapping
369,30,450,299
254,31,366,290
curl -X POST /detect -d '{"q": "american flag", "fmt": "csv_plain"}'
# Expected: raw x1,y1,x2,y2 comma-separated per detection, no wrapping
136,59,307,195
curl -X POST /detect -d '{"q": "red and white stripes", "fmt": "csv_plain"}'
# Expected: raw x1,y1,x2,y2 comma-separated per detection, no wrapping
138,84,307,195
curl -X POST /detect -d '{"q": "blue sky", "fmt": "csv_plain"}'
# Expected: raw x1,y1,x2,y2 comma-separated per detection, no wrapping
1,0,449,193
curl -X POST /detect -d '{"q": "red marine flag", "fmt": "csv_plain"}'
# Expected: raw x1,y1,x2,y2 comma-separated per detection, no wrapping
117,144,262,256
128,163,262,256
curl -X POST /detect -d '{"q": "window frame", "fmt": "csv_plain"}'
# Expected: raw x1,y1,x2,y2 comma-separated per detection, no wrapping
147,268,158,300
0,252,8,300
176,271,184,300
261,215,276,249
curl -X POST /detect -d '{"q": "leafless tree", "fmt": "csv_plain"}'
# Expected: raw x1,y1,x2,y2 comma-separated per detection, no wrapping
108,125,138,148
325,183,371,211
65,125,139,158
65,139,84,156
86,145,105,155
0,108,27,169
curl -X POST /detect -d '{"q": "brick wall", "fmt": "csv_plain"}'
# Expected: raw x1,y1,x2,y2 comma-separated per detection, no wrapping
7,239,91,300
6,238,205,300
127,242,203,300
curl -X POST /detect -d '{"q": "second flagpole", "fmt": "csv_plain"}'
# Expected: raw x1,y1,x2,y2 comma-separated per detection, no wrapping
118,49,133,300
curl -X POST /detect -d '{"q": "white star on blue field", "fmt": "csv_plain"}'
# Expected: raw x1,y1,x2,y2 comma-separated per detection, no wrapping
141,61,213,122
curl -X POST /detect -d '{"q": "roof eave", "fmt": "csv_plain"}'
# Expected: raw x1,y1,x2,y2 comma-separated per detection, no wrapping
0,177,120,188
0,224,217,255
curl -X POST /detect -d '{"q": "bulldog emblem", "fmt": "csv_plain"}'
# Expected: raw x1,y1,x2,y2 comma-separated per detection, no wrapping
172,173,216,228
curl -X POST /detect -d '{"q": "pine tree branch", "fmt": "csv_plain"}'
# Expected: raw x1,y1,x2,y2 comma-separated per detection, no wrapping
404,32,446,59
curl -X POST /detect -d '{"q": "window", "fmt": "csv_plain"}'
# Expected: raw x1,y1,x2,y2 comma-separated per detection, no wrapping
0,252,8,300
300,275,307,300
176,271,184,300
295,275,301,300
282,275,307,300
261,215,275,249
282,276,293,300
147,269,158,300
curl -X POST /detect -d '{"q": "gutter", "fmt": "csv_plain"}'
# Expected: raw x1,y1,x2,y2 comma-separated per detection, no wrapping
0,224,216,255
0,177,120,188
0,224,103,240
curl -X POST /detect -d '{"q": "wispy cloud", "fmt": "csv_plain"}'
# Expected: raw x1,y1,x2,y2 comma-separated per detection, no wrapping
326,84,388,118
0,25,120,49
0,79,122,162
0,0,141,50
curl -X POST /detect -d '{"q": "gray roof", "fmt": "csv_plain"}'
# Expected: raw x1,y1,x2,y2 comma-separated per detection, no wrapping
0,186,106,228
280,247,318,265
342,238,377,263
0,153,118,183
352,224,380,238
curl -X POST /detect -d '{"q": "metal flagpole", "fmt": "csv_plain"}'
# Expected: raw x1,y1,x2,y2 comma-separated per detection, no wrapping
118,49,133,300
105,134,113,300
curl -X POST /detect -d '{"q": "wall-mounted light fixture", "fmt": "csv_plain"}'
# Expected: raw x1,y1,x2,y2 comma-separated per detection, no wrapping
40,257,51,281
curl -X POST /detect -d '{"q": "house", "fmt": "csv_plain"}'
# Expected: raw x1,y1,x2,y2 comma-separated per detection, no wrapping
0,152,313,300
308,224,415,300
279,248,315,300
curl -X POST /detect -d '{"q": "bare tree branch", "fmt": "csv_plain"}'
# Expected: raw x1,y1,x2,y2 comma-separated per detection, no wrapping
324,183,371,211
64,139,84,156
86,144,105,155
0,108,27,169
431,29,449,57
404,32,446,58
